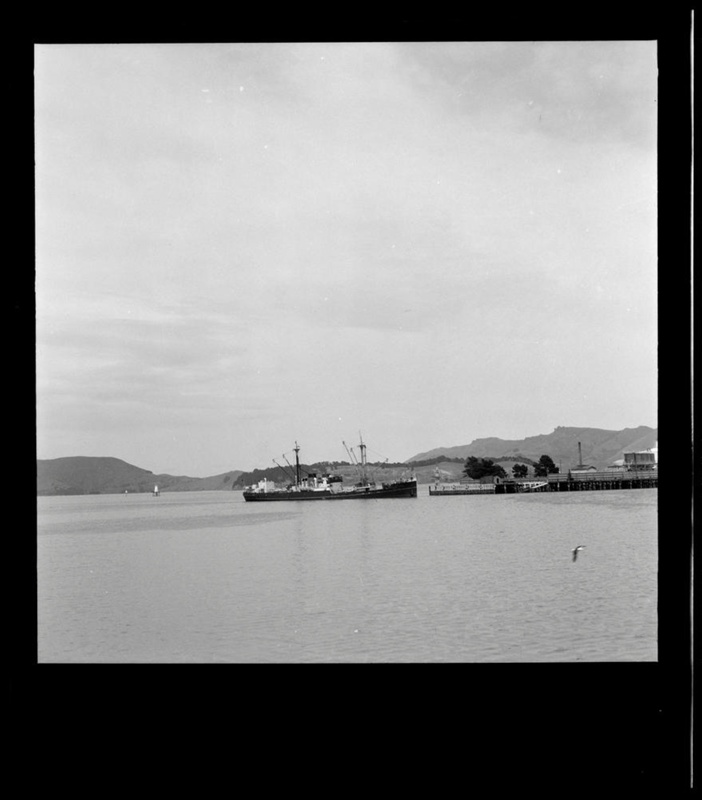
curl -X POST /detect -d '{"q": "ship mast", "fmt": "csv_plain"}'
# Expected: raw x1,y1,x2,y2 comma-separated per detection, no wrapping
343,436,369,485
358,432,367,484
294,441,302,487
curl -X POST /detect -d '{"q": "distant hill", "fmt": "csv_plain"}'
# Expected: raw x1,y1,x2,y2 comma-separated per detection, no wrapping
406,426,658,471
38,425,657,494
37,457,243,496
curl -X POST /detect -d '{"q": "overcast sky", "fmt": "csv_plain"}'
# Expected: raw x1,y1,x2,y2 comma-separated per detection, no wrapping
35,42,657,475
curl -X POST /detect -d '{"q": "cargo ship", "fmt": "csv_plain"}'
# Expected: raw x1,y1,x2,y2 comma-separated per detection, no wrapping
243,438,417,501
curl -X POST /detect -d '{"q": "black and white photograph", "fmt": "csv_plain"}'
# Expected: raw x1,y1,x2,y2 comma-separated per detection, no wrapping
26,27,698,788
34,41,662,666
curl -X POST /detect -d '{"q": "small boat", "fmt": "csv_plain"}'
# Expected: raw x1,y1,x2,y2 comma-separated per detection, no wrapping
243,437,417,502
153,485,160,496
518,481,549,492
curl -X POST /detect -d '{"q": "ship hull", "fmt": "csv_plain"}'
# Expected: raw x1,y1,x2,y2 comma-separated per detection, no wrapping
243,480,417,501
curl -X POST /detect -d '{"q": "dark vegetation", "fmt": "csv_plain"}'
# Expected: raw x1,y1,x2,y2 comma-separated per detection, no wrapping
461,454,559,481
463,457,507,480
533,454,560,477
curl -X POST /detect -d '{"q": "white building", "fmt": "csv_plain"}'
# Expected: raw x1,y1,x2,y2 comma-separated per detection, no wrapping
623,441,658,470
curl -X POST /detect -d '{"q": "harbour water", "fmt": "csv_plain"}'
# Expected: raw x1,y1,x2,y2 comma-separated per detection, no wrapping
37,488,657,663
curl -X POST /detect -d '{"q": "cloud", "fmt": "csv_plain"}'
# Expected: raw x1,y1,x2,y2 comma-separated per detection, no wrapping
399,41,657,147
35,43,657,472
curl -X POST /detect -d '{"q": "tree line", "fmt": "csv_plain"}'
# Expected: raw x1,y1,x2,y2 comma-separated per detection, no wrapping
463,455,559,480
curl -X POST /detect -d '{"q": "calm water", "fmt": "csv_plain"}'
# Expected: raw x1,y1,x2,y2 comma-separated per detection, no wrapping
37,488,657,663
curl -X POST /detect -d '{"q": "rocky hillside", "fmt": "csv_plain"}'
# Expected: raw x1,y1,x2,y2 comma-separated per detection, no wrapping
37,457,243,496
406,426,658,471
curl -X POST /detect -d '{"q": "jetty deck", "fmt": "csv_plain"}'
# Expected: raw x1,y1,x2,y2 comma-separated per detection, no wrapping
538,470,658,492
429,470,658,495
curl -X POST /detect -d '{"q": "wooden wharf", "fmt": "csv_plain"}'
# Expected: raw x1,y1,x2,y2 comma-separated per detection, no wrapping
429,470,658,496
540,470,658,492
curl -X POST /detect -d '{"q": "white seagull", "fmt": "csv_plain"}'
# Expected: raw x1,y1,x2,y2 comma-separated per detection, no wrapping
572,545,586,562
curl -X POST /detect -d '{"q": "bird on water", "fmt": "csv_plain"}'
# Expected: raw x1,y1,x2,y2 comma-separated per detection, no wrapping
572,545,586,562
